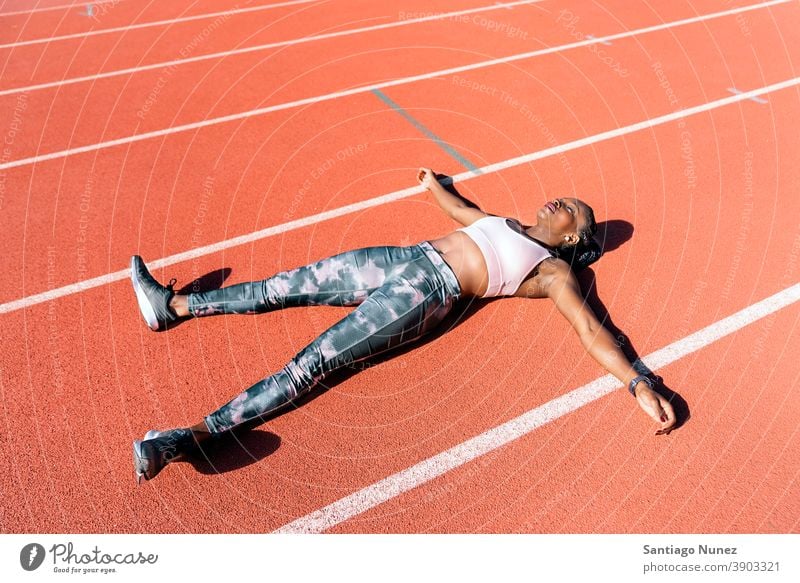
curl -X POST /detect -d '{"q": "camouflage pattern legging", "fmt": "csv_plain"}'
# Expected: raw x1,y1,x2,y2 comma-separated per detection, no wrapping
188,242,462,433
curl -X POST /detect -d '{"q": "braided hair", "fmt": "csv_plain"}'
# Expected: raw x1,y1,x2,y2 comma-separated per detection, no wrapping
551,202,602,271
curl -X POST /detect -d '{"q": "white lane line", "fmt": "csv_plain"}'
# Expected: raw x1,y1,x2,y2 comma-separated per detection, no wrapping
0,1,118,17
274,282,800,533
0,0,324,49
0,0,543,96
1,76,797,316
586,34,611,46
0,0,787,169
728,87,769,104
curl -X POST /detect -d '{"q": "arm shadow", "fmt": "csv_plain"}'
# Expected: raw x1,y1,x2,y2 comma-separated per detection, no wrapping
435,173,485,211
578,220,691,431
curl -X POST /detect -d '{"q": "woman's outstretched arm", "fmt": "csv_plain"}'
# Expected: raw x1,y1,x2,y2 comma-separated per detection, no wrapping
418,167,487,226
545,264,677,434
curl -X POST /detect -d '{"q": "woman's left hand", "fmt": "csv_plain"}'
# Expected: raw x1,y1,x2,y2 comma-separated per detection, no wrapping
634,382,676,435
417,167,436,189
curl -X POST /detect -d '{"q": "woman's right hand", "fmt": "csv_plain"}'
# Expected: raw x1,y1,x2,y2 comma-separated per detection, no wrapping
634,382,677,435
417,167,436,189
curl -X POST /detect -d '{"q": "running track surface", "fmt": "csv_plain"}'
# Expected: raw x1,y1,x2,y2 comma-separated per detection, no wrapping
1,0,798,533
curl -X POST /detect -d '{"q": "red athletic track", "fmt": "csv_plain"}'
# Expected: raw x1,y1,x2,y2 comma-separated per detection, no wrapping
1,0,798,533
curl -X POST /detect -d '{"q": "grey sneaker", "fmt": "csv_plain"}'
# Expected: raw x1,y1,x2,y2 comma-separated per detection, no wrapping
130,256,179,331
133,428,195,484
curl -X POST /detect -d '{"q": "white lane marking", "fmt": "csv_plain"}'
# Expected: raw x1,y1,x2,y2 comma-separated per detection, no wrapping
586,34,611,46
0,0,117,17
0,0,788,170
0,0,543,96
0,0,325,49
0,76,797,315
274,282,800,533
727,87,769,104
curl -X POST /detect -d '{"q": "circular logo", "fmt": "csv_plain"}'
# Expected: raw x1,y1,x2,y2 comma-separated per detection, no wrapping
20,543,46,571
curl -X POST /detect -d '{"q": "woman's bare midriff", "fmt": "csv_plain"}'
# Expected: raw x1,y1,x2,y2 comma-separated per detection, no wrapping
429,231,489,297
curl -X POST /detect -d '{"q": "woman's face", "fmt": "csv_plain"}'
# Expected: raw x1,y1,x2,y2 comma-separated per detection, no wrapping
536,197,586,246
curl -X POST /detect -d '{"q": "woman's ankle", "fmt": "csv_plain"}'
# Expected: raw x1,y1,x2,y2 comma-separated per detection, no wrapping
189,420,212,442
169,294,191,318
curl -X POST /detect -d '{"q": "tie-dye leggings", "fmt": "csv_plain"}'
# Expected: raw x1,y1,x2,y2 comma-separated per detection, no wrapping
187,241,462,433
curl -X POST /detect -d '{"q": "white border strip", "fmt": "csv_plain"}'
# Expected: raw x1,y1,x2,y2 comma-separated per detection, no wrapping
0,0,326,49
1,76,798,316
274,281,800,533
0,0,543,96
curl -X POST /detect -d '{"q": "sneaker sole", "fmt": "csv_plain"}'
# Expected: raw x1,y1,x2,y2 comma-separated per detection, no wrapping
130,257,160,331
132,440,149,484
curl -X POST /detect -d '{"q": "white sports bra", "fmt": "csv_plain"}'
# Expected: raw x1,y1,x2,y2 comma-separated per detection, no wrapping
458,216,554,298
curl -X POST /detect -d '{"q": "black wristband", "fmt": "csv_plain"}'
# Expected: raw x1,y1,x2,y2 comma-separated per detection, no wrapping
628,374,654,397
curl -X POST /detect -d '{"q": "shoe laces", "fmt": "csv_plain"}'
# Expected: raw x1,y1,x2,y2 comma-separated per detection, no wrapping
166,278,177,291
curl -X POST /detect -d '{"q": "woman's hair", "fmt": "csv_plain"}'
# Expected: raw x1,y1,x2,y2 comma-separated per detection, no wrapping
552,202,602,271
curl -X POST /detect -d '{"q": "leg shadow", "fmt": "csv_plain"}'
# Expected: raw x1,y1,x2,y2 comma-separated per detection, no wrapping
177,267,232,295
183,429,281,475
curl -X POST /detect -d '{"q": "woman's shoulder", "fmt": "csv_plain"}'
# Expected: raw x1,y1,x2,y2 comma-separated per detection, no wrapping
535,255,572,278
512,256,572,298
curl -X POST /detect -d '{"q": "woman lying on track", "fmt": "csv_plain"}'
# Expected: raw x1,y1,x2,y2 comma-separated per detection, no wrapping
130,168,677,483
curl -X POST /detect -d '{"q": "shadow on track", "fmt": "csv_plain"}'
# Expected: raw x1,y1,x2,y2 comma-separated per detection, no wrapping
185,429,281,475
159,267,233,331
580,220,691,433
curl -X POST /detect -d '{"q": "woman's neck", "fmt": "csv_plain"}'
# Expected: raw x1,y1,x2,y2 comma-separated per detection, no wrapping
523,224,558,248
